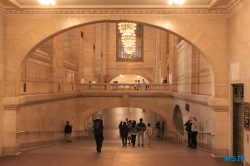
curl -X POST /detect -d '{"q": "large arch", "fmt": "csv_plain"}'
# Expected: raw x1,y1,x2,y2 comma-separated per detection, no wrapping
4,14,227,98
79,100,173,130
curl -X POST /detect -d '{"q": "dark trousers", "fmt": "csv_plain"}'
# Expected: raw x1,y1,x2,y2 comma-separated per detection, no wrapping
131,135,137,146
191,131,198,148
94,133,103,152
187,132,192,147
121,135,127,146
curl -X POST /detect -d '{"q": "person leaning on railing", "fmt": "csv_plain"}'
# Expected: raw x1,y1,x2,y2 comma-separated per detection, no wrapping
190,117,198,149
184,116,192,148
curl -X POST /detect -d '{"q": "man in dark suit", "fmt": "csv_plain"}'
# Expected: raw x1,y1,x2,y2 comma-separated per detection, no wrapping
93,114,105,153
184,116,192,148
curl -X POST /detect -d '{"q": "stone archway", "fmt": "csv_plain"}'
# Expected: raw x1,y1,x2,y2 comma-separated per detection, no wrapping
4,14,227,98
79,100,172,127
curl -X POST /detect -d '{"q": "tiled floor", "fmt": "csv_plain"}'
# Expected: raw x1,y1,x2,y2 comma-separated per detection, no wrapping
0,139,243,166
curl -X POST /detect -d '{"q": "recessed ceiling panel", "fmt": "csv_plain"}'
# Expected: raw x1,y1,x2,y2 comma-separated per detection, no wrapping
16,0,211,6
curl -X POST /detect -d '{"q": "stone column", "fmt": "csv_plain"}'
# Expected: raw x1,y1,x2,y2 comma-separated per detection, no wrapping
95,23,102,83
101,23,107,83
209,97,229,156
0,11,5,156
49,35,64,93
169,34,178,92
2,97,23,155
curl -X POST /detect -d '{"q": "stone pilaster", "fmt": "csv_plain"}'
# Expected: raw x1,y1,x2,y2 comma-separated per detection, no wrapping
208,97,229,157
2,97,24,155
49,35,64,93
169,34,178,92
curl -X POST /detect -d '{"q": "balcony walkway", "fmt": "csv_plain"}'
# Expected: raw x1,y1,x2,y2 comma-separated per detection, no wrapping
0,138,242,166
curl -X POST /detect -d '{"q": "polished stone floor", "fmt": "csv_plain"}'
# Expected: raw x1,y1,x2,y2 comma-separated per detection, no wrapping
0,139,243,166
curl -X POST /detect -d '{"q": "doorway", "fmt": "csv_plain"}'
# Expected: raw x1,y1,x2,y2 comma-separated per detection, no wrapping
233,84,244,156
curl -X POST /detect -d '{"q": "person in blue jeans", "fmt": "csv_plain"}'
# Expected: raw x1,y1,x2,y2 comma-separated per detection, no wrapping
137,118,146,147
129,120,138,147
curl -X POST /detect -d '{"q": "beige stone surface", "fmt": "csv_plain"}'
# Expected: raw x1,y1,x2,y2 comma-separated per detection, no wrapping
1,1,250,161
2,13,228,97
0,12,5,156
228,0,250,163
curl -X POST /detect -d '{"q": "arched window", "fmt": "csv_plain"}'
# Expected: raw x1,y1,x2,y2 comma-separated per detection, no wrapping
173,105,184,131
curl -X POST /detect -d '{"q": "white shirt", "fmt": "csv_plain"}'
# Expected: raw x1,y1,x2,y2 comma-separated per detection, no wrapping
190,120,197,132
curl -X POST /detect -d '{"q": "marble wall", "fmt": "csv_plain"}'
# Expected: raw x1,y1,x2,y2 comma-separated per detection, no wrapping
228,0,250,164
176,41,212,95
18,98,82,148
0,11,5,156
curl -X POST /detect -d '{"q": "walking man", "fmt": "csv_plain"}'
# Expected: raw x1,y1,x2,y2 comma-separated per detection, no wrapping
137,118,146,147
93,114,105,153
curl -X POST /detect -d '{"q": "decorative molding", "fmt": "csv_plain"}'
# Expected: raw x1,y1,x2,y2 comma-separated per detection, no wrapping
4,8,227,15
0,4,7,14
0,0,242,15
225,0,241,13
63,60,78,71
29,49,52,64
3,105,20,110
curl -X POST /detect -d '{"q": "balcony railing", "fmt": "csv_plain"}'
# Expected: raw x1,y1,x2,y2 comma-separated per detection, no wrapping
81,83,170,92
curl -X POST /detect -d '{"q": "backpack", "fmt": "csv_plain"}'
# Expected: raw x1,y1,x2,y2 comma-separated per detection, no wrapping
93,119,103,134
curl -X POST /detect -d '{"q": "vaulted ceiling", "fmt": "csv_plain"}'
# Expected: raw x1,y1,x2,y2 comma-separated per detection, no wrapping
0,0,233,9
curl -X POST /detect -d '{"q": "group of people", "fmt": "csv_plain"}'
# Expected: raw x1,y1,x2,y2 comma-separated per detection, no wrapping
65,114,197,153
119,118,153,147
184,116,198,149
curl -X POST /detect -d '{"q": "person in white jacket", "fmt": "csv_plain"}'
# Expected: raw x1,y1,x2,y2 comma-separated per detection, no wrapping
190,117,198,149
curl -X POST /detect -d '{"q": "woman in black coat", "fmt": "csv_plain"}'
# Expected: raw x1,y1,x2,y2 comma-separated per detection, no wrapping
120,122,129,146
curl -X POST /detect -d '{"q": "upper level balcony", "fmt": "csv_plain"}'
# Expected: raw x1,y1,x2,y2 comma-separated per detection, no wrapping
80,83,171,93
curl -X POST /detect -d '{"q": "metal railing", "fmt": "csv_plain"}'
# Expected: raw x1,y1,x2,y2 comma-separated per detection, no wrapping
164,130,214,151
16,130,87,135
81,83,170,92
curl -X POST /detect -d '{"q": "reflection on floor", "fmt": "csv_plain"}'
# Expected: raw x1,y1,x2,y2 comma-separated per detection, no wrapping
0,139,243,166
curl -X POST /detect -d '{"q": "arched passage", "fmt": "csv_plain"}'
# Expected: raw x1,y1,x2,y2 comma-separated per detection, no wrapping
4,14,228,98
110,74,150,84
79,100,173,130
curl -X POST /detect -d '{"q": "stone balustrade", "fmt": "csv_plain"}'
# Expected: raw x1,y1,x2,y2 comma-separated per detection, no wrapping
81,83,170,92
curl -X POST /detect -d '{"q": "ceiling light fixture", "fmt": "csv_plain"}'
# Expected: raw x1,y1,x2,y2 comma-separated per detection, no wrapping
168,0,185,5
118,22,137,55
39,0,55,5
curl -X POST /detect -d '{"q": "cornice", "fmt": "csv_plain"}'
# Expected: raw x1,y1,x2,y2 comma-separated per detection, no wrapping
0,4,7,14
4,8,227,15
29,49,52,63
0,0,242,15
64,60,78,71
225,0,241,13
